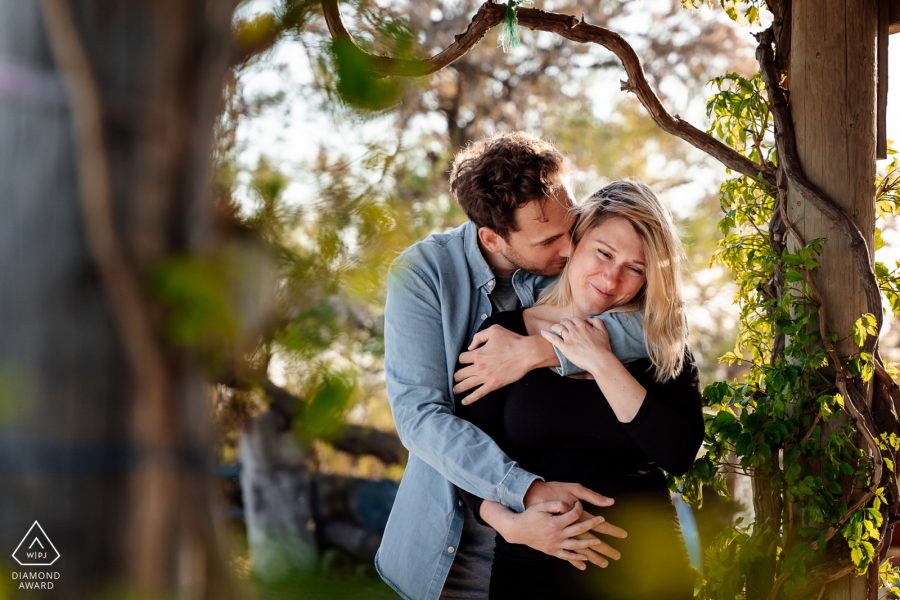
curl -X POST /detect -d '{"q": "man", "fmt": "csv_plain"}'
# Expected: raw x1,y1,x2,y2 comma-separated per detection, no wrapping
376,132,623,600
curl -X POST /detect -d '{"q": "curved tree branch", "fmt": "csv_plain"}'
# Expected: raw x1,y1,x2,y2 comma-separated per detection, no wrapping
512,7,775,188
321,0,506,77
319,0,775,187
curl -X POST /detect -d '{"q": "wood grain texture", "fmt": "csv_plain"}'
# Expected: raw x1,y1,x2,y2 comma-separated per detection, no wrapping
790,1,877,598
790,0,877,356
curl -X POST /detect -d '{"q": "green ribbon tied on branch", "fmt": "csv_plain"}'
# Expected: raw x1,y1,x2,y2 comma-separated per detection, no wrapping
498,0,532,52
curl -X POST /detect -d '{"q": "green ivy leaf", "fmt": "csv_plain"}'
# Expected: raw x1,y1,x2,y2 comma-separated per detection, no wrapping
852,313,878,347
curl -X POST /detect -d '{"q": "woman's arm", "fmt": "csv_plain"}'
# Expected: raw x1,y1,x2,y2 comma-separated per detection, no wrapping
456,311,649,403
541,317,703,475
455,313,624,566
540,317,648,422
619,355,704,475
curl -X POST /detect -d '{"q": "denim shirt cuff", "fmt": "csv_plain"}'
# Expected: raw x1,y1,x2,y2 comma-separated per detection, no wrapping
552,347,584,377
498,466,542,513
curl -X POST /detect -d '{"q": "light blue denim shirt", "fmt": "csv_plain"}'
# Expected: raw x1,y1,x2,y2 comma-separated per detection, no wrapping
376,221,647,600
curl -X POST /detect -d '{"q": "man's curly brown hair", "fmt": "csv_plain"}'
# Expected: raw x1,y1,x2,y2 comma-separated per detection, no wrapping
449,132,567,238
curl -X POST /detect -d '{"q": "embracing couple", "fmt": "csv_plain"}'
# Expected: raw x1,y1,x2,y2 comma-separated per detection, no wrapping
376,132,703,600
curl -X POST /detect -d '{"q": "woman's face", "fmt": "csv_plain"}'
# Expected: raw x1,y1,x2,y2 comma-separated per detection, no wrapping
568,215,647,315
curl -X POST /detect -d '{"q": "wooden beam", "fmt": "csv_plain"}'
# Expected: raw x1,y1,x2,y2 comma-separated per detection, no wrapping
891,0,900,33
879,0,890,158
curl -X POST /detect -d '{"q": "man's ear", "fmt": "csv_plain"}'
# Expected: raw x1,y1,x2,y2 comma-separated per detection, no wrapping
478,227,506,253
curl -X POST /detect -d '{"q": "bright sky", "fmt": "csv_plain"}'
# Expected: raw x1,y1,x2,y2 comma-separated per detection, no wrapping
874,39,900,280
233,3,900,276
882,39,900,162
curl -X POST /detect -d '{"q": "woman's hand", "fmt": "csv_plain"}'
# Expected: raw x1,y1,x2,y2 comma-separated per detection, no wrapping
480,500,626,571
540,317,614,375
541,317,648,422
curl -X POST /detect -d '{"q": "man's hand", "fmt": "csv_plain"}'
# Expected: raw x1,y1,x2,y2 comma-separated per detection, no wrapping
524,480,615,511
568,523,626,568
481,500,620,571
453,325,555,404
519,480,627,568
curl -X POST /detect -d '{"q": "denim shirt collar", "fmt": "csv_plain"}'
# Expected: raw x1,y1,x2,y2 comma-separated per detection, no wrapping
463,221,545,303
463,221,496,292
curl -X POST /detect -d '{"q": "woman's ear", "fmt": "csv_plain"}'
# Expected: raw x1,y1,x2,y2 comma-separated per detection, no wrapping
478,226,505,253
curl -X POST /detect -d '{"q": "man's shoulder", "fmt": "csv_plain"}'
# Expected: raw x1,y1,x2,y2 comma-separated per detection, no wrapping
390,222,472,275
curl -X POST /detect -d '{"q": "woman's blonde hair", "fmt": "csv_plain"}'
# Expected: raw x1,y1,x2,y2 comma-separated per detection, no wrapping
538,180,687,381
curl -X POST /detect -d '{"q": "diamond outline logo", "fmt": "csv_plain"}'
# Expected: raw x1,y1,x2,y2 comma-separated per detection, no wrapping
11,521,60,566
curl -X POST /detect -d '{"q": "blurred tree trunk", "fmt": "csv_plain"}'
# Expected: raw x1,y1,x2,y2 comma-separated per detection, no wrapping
239,409,319,580
788,0,877,598
0,1,237,598
238,386,402,579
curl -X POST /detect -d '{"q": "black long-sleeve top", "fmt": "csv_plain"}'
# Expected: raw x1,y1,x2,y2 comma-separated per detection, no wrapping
454,309,703,599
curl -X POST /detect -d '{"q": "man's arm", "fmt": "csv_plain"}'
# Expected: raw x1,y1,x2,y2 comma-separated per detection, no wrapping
384,262,537,511
452,326,559,404
452,324,587,404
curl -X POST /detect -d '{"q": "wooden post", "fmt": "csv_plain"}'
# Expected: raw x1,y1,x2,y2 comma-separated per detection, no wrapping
790,0,877,354
790,0,877,598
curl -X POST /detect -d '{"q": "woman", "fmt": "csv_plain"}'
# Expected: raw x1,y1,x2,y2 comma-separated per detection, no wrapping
456,180,703,599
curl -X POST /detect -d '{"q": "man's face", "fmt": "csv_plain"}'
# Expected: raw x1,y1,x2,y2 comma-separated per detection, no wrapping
495,186,575,277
